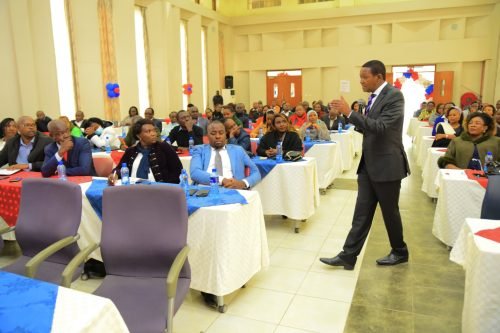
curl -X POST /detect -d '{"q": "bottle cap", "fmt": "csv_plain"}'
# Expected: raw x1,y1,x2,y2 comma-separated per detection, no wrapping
212,168,217,172
122,163,127,167
58,160,64,165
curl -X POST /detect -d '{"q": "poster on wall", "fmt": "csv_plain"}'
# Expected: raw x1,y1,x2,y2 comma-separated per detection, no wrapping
340,80,350,93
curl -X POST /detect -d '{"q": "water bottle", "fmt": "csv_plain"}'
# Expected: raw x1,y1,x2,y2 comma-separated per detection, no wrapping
121,126,126,138
105,136,111,154
338,122,343,134
276,141,283,163
305,128,311,142
210,168,219,196
258,127,263,139
57,160,67,181
121,163,130,185
484,151,493,173
179,169,189,196
248,120,253,130
188,136,194,154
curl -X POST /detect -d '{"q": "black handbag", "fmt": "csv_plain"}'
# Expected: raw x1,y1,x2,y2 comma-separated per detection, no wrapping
283,151,303,162
485,161,500,175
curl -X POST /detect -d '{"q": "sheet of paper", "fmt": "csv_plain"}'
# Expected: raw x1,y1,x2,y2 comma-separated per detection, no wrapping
0,169,21,176
340,80,350,93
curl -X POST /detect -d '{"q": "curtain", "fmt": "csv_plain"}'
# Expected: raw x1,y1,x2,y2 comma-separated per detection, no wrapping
65,0,81,112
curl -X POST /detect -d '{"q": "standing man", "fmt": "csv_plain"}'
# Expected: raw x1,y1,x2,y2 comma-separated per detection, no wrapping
320,60,410,270
212,90,223,107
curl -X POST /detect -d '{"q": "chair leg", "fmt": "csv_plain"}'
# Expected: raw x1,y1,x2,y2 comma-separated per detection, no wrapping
166,298,175,333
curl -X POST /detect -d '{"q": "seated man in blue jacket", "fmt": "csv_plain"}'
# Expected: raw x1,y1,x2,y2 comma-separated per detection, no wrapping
41,119,95,177
190,120,260,189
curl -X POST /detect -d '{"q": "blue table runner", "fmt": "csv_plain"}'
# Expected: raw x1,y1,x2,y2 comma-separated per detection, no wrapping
303,140,333,153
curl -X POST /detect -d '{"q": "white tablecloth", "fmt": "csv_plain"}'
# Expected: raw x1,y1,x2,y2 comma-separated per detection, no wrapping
450,218,500,333
304,143,343,189
416,136,435,167
253,157,320,220
329,131,355,171
432,170,486,246
413,125,433,158
77,183,269,296
407,118,428,138
421,148,446,198
348,127,363,155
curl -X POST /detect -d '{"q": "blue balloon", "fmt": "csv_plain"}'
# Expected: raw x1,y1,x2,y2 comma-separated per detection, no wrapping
403,72,412,79
112,83,119,89
425,84,434,95
106,83,113,90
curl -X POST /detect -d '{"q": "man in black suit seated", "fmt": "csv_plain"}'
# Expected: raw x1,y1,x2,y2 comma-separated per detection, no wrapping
72,110,89,129
167,110,203,149
0,116,53,171
35,111,52,132
144,107,163,132
322,106,346,131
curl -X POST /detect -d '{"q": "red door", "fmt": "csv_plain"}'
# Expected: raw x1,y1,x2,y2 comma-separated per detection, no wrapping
266,72,302,107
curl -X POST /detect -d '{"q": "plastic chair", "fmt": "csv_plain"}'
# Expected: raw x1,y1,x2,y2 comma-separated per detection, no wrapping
0,179,84,286
93,156,114,177
480,175,500,219
68,185,190,333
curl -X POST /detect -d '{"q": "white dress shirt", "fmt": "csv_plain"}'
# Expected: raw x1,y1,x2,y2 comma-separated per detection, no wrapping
206,146,233,182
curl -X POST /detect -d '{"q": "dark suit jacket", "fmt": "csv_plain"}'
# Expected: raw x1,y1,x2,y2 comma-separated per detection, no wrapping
321,115,346,131
0,133,53,171
36,117,52,132
257,131,303,157
348,84,410,182
152,118,163,132
167,125,204,148
72,119,89,129
41,137,95,177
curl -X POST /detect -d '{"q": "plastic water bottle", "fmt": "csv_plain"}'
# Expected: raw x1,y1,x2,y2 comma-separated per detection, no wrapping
258,127,263,139
210,168,219,196
105,136,111,154
338,122,343,133
276,141,283,163
179,169,189,197
121,163,130,185
484,151,493,173
57,160,67,181
305,128,311,142
188,136,194,153
248,120,253,130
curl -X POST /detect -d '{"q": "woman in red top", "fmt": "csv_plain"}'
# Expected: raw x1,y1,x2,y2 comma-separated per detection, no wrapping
289,104,308,129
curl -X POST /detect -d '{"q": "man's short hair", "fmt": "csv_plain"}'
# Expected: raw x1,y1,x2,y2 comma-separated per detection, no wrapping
207,120,225,132
427,101,435,106
362,60,386,80
87,117,104,127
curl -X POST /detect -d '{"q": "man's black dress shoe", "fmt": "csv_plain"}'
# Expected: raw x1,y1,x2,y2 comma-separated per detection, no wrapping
319,256,355,270
376,252,409,266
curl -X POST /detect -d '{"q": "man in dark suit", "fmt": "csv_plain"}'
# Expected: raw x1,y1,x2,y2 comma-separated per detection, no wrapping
167,110,203,149
320,60,410,270
0,116,53,171
144,107,163,132
41,119,95,177
322,107,346,131
35,111,52,132
72,110,89,129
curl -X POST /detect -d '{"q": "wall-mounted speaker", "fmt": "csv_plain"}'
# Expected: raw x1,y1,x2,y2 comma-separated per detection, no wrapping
224,75,233,89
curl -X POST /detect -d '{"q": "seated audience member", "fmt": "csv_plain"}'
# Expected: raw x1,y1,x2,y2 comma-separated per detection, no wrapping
495,109,500,138
163,111,178,137
109,119,182,183
430,103,445,135
35,111,52,132
313,102,326,119
299,110,330,141
212,104,224,121
257,114,303,158
190,121,261,188
351,100,361,115
427,102,440,125
0,118,17,151
41,120,95,177
482,104,496,118
302,101,312,112
235,103,250,128
418,101,434,121
462,101,479,119
120,106,139,126
413,101,427,118
281,102,293,118
144,107,163,132
438,112,500,169
222,105,243,127
189,105,208,135
205,108,213,122
322,106,346,131
250,110,275,138
224,118,251,153
59,116,83,138
120,115,143,149
289,104,308,129
432,106,464,148
72,110,89,129
84,117,120,150
248,102,262,122
0,116,53,171
167,110,203,149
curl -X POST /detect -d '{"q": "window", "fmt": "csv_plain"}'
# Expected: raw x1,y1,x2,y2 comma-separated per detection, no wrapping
50,0,76,118
248,0,281,9
134,7,150,113
201,27,208,109
180,21,189,109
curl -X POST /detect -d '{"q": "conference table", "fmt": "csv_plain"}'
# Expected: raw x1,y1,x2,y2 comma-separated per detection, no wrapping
253,157,320,233
450,218,500,333
329,130,355,171
416,135,435,167
407,118,429,139
413,125,433,159
432,169,486,246
349,127,363,155
304,142,343,190
0,270,129,333
421,148,447,199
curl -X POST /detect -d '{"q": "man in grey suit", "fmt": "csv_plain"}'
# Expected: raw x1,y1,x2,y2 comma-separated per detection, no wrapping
320,60,410,270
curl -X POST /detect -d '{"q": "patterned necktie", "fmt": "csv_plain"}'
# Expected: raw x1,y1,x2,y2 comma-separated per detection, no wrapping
365,93,377,115
215,149,223,176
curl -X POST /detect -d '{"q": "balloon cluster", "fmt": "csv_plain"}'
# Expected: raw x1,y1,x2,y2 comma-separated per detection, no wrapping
106,83,120,98
424,84,434,100
183,83,193,95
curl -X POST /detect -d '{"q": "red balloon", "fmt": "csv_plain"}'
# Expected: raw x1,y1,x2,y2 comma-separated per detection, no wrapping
411,72,419,81
113,87,120,93
393,79,402,89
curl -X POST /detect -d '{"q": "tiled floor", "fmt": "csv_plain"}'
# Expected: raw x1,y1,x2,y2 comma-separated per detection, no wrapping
0,145,465,333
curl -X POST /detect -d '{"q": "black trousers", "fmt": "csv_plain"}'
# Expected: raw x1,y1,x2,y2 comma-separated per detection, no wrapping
339,165,407,265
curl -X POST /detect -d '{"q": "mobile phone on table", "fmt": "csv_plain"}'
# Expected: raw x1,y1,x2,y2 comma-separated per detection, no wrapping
189,189,198,196
195,189,209,197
